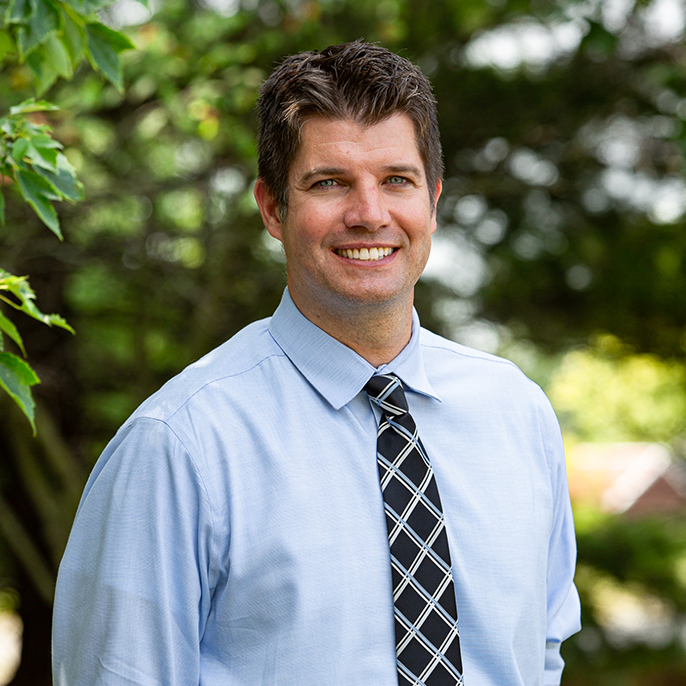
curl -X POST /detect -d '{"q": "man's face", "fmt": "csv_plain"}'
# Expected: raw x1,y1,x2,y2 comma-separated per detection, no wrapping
255,114,441,325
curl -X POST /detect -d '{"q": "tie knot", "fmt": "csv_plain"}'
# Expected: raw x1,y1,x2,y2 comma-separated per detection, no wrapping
364,374,408,416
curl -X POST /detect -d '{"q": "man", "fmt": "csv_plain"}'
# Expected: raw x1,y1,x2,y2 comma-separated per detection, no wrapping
53,41,580,685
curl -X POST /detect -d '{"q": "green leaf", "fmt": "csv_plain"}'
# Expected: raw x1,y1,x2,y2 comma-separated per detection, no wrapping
5,0,31,24
60,7,85,64
0,353,39,386
41,312,74,333
16,0,60,61
27,140,59,170
28,133,61,149
45,31,73,79
0,311,26,355
11,137,29,162
9,98,59,115
14,168,61,237
15,167,60,200
34,152,84,201
0,118,17,137
88,22,134,52
0,269,75,332
24,134,61,171
0,269,23,287
26,47,60,94
20,302,74,333
85,22,133,91
0,29,15,61
63,0,121,14
0,351,39,433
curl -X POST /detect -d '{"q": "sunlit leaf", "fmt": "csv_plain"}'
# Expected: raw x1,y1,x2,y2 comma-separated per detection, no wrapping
20,302,74,333
0,269,24,288
0,351,39,433
42,312,74,333
0,29,15,61
0,269,75,332
9,98,59,115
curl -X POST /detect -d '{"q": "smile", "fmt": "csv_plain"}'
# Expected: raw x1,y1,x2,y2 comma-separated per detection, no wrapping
335,247,394,261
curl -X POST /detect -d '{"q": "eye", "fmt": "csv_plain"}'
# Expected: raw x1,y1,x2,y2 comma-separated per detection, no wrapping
387,176,408,185
314,179,337,188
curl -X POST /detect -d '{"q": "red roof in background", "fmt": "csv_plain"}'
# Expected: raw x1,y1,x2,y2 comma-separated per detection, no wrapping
567,442,686,516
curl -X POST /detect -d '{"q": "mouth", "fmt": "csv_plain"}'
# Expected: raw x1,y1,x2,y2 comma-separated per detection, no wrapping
335,247,395,261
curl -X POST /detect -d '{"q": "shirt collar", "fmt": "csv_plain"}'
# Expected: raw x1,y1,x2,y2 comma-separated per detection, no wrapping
268,288,440,410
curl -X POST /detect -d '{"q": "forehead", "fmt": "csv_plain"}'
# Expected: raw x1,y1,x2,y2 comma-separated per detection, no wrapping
290,114,424,177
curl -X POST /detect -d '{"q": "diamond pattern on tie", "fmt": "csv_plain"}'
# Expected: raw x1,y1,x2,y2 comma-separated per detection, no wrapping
366,374,464,686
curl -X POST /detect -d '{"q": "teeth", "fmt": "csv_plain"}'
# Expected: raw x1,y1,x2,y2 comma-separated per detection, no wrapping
337,247,393,261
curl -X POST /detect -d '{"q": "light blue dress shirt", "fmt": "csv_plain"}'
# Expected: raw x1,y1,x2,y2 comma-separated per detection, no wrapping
53,288,580,686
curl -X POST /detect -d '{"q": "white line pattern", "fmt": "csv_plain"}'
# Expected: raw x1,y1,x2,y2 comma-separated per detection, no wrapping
366,373,464,686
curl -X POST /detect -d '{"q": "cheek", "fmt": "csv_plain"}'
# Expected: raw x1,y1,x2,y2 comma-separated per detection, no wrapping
290,209,335,245
406,216,435,244
281,224,324,266
392,198,433,231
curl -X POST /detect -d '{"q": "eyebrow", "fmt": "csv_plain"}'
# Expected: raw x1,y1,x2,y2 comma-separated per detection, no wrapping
296,164,425,186
384,165,424,177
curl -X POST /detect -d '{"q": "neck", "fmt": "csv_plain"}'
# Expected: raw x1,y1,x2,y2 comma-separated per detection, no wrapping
290,292,414,368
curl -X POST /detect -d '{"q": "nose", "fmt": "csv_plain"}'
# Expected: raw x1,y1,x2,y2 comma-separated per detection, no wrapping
343,183,391,231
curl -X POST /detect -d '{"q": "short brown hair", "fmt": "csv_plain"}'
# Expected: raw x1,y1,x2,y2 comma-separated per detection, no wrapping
256,41,443,219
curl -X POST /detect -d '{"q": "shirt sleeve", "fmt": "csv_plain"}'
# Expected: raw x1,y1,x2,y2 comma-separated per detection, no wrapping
52,418,217,686
540,399,582,686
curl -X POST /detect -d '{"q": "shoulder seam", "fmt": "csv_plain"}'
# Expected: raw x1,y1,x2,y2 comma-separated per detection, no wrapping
139,350,287,424
420,339,520,369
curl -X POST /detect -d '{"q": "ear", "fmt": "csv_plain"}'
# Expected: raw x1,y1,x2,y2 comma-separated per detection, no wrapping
254,178,284,242
430,179,442,235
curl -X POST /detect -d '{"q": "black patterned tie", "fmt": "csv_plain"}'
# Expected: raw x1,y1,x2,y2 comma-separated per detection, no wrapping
366,373,464,686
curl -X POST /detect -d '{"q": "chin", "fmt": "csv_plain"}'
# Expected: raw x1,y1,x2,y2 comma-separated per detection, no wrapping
332,287,411,310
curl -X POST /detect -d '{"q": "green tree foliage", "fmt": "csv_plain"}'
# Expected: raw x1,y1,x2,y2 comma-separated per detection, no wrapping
0,268,72,432
0,0,139,680
563,515,686,686
0,0,137,92
419,1,686,360
1,0,686,683
549,335,686,442
545,338,686,684
0,0,135,430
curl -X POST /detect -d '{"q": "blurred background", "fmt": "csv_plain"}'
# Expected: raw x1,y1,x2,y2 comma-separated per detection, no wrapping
1,0,686,683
